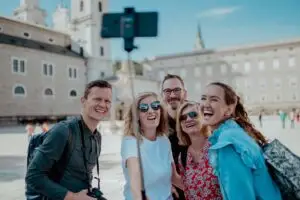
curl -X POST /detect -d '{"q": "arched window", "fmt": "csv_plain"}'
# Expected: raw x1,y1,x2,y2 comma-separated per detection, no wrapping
99,2,102,12
70,90,77,97
44,88,53,96
14,85,25,95
80,1,84,12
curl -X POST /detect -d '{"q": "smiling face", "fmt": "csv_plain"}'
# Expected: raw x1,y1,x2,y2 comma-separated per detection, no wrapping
81,87,112,122
162,78,186,111
138,95,161,130
200,84,234,129
180,104,201,136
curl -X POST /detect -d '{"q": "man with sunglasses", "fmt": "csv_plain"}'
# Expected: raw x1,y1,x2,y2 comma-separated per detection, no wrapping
161,74,187,200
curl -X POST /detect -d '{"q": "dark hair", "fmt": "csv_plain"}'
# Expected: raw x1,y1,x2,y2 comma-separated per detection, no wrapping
161,74,185,89
209,82,267,146
84,80,112,99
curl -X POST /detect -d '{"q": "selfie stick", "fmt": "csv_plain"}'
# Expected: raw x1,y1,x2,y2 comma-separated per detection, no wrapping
121,8,147,200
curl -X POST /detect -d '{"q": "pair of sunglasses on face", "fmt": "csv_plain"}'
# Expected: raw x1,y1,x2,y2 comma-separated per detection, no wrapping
138,101,161,112
180,111,198,121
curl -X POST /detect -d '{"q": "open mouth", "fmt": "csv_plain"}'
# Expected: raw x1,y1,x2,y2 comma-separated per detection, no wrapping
203,110,213,119
147,115,157,121
185,122,196,128
95,108,106,114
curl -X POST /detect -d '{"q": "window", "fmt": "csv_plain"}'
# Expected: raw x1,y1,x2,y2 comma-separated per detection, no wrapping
23,32,30,38
180,69,186,78
68,67,78,79
80,1,84,12
206,66,212,76
194,67,200,77
100,72,105,78
273,78,281,89
13,85,26,96
159,71,165,80
220,64,227,74
273,58,279,69
70,90,77,97
289,57,295,67
260,95,267,102
258,61,265,71
275,94,281,101
11,57,26,75
289,77,297,88
231,63,238,71
44,88,53,96
259,80,266,90
244,79,251,89
42,62,54,76
244,62,250,73
195,82,201,90
99,2,102,12
292,93,297,101
100,46,104,56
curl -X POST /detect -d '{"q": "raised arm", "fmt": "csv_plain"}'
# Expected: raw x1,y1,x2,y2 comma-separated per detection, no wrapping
121,137,146,200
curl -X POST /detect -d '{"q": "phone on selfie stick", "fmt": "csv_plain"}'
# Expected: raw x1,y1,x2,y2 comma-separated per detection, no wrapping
101,7,158,200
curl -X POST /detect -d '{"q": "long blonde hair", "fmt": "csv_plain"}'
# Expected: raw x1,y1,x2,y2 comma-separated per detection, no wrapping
176,102,209,146
123,92,168,138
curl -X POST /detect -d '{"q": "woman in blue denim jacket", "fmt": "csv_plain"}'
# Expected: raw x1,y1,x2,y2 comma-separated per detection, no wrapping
199,82,282,200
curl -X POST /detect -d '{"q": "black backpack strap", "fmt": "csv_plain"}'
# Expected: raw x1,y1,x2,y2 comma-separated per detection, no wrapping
50,120,76,183
181,146,189,169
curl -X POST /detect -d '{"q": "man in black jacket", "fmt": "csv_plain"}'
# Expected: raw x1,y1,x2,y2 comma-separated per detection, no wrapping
161,74,187,200
25,80,112,200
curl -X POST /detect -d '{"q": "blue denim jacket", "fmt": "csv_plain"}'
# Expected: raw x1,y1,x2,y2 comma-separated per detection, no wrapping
208,119,282,200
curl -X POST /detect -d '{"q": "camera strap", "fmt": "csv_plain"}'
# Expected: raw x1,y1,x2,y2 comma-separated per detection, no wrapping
78,119,101,193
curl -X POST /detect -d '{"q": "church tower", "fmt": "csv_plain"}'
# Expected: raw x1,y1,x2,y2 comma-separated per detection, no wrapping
13,0,46,26
52,1,70,33
194,22,205,50
70,0,112,82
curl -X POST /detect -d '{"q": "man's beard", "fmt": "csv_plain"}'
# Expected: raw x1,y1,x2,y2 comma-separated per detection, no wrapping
168,98,183,110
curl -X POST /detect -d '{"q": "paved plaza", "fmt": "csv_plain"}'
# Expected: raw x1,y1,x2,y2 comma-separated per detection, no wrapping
0,117,299,200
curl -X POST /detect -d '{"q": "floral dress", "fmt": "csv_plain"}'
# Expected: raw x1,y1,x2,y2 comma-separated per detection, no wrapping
178,142,223,200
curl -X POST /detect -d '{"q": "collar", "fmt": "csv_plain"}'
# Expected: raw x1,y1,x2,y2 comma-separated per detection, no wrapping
208,119,239,145
80,116,100,138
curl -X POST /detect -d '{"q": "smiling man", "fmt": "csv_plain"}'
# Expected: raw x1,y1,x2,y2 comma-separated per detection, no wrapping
161,74,187,200
25,80,112,200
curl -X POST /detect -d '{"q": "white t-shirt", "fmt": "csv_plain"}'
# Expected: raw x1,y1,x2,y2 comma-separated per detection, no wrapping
121,135,173,200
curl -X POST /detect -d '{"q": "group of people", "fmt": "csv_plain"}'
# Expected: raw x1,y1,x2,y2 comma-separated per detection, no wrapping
25,74,283,200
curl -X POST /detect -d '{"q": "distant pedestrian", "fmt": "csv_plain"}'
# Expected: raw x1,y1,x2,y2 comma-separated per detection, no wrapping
289,110,295,129
258,111,263,128
41,121,49,133
25,122,35,141
279,110,287,129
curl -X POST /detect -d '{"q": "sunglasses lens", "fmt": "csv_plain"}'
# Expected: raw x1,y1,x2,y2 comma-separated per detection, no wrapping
151,101,161,110
188,111,198,118
180,114,187,121
139,104,149,112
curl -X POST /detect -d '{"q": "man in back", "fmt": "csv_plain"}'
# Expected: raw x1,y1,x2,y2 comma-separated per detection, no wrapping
161,74,187,200
25,80,112,200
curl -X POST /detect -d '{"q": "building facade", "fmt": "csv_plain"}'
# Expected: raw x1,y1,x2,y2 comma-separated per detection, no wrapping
0,0,112,124
144,38,300,114
0,16,85,124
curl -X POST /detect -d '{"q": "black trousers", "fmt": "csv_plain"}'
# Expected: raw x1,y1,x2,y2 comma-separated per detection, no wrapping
172,186,186,200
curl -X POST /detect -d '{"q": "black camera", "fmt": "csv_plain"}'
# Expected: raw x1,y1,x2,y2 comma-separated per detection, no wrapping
87,188,107,200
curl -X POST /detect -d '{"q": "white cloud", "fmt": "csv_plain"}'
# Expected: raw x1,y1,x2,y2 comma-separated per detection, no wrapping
198,6,242,18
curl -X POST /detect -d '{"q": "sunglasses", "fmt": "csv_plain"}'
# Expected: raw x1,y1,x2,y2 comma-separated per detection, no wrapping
180,111,198,121
139,101,161,112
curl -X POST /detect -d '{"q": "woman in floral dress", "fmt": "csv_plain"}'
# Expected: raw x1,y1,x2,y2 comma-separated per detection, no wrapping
176,101,222,200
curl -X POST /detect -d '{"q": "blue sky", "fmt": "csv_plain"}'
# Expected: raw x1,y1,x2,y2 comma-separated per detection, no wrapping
1,0,300,61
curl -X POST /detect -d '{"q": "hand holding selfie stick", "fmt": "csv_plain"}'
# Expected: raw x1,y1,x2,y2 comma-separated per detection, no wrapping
101,7,158,200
